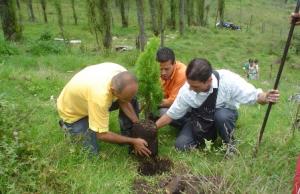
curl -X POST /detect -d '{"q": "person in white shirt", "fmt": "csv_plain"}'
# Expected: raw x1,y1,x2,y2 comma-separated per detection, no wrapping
155,58,279,152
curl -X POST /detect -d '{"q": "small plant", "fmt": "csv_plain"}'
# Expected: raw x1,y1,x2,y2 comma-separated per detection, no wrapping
133,38,163,157
27,39,66,55
39,31,52,41
135,38,163,119
204,139,213,153
0,38,19,55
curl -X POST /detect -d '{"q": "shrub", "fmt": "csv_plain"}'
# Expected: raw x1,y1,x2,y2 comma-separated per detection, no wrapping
135,38,163,119
0,38,19,56
27,40,66,55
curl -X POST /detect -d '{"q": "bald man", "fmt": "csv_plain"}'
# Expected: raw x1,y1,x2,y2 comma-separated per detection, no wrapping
57,62,150,156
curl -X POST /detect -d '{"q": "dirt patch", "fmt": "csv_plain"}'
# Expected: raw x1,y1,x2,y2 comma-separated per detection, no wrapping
133,164,227,194
138,157,173,176
132,120,158,157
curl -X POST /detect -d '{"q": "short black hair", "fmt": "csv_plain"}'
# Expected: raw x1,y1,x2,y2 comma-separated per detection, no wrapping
186,58,213,82
156,47,175,64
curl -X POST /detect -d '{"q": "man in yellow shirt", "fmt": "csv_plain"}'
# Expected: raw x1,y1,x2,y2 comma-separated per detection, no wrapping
57,62,151,156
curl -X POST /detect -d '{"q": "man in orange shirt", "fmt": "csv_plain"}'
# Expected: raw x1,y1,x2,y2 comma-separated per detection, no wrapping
156,47,186,125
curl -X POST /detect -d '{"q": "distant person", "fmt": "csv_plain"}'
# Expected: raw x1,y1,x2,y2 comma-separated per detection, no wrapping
291,12,300,25
243,59,253,78
57,62,151,156
248,59,259,80
155,58,280,155
156,47,186,117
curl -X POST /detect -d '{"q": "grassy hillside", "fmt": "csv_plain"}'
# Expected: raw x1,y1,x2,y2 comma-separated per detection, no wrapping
1,0,300,193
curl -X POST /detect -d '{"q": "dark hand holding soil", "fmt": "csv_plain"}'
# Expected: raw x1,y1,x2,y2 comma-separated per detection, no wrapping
132,138,151,157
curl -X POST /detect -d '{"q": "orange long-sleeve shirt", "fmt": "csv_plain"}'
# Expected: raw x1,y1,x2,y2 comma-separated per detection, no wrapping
161,61,186,107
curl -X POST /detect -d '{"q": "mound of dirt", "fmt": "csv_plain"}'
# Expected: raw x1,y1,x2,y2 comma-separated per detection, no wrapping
138,157,173,176
133,164,227,194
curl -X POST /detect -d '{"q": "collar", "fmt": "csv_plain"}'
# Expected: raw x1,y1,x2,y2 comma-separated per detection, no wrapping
194,73,218,96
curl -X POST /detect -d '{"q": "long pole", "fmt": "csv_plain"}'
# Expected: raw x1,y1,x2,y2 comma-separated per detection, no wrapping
253,0,300,157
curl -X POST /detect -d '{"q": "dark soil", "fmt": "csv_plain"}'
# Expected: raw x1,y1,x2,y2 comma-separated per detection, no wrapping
138,157,173,176
133,164,227,194
132,120,158,157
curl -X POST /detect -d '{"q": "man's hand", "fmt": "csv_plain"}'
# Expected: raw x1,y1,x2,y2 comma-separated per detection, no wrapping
291,12,300,25
132,138,151,157
265,89,280,103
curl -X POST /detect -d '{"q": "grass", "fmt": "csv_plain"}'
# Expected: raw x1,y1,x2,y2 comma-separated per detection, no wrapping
1,0,300,193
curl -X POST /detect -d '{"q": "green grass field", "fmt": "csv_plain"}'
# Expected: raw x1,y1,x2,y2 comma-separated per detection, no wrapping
1,0,300,193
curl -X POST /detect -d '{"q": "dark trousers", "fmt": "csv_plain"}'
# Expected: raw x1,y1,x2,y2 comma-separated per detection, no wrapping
60,98,139,154
175,108,238,151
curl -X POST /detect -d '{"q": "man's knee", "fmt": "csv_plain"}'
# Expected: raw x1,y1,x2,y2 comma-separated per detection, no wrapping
214,109,237,129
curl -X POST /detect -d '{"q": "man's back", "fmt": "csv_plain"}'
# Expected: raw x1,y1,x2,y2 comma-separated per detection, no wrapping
57,63,126,129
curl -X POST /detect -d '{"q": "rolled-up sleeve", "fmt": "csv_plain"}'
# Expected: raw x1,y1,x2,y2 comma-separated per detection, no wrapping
226,71,262,105
167,87,190,120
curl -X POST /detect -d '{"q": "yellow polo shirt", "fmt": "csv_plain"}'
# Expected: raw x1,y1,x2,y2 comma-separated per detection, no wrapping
57,63,126,133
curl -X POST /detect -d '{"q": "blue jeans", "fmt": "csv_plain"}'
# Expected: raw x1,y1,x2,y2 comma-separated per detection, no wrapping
60,98,139,154
175,108,238,151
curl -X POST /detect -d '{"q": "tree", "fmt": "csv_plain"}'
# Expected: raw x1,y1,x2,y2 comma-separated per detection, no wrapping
0,0,22,41
186,0,195,26
157,0,165,46
217,0,225,26
136,0,146,51
97,0,112,50
179,0,185,35
169,0,176,30
71,0,78,25
27,0,35,22
40,0,48,23
119,0,129,27
16,0,23,31
148,0,159,36
197,0,205,26
86,0,101,50
135,38,163,120
54,0,66,42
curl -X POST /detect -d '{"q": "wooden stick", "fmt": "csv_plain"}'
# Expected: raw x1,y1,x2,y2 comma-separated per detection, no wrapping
253,0,300,157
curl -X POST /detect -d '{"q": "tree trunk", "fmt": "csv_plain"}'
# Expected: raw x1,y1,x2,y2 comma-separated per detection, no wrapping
217,0,225,26
54,0,66,42
158,0,164,47
87,0,101,51
40,0,47,23
16,0,23,32
97,0,112,50
204,3,209,26
119,0,129,27
169,0,176,30
148,0,159,36
71,0,78,25
179,0,185,36
136,0,146,51
186,0,194,26
27,0,35,22
197,0,205,26
0,0,22,41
